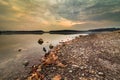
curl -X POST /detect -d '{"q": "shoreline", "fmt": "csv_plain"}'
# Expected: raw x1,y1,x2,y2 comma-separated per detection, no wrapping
26,30,120,80
0,30,120,80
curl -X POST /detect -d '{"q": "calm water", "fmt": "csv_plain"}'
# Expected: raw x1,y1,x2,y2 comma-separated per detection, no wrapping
0,34,88,79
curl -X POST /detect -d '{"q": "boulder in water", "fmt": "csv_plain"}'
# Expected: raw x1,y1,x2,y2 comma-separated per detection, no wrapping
49,44,54,49
38,38,44,45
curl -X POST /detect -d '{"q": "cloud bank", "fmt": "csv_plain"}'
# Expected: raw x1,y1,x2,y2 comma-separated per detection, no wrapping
0,0,120,30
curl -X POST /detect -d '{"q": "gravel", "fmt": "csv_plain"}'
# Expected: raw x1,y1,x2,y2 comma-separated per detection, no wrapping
39,30,120,80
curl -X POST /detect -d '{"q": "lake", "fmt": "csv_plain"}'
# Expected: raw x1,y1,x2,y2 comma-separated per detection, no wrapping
0,33,87,79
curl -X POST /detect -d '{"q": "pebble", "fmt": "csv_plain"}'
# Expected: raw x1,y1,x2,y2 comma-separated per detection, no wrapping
43,47,47,52
98,72,104,76
23,60,29,67
49,44,54,49
52,67,56,70
64,77,68,80
37,68,41,72
81,73,85,76
80,66,84,70
69,70,73,73
18,49,22,52
72,64,79,68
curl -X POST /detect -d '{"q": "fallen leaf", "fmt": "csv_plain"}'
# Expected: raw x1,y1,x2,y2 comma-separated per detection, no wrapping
56,61,66,67
52,74,62,80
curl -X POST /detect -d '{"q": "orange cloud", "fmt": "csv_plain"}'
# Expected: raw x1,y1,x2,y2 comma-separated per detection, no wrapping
39,19,86,27
12,6,21,11
56,19,86,27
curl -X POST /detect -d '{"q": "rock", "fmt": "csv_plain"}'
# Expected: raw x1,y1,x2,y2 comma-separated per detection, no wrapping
69,70,73,73
98,72,104,76
64,77,68,80
80,66,84,70
23,60,29,67
38,38,44,45
72,64,79,68
16,78,20,80
81,73,85,76
43,47,47,52
36,68,41,72
49,44,54,49
46,41,49,43
18,49,22,52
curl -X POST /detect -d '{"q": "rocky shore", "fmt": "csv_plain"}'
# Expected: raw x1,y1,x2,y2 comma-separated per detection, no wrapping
23,30,120,80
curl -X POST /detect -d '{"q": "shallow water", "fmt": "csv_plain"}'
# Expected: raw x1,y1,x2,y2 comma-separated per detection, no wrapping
0,33,86,79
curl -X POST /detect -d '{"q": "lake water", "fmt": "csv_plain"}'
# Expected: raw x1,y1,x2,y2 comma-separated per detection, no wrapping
0,33,88,79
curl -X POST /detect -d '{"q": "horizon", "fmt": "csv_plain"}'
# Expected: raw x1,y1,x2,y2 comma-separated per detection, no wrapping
0,27,119,35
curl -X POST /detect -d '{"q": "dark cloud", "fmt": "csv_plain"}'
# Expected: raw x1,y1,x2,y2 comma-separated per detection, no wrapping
1,0,119,22
51,0,83,21
51,0,120,22
83,0,120,21
89,11,120,21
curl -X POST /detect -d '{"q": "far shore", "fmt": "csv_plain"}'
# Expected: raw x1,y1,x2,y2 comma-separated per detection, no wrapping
0,28,120,35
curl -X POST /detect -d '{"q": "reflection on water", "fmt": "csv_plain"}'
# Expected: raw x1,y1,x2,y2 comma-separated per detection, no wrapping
0,34,81,62
0,34,89,79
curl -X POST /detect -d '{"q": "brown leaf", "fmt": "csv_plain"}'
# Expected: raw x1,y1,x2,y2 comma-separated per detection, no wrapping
42,52,58,65
56,61,66,67
27,72,44,80
52,74,62,80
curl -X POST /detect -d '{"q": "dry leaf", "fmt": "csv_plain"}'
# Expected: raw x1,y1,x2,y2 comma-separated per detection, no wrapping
52,74,62,80
27,72,44,80
56,61,66,67
27,50,66,80
42,52,58,65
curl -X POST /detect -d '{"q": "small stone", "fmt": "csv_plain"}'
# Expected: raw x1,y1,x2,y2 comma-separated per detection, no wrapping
79,77,87,80
52,67,56,70
98,72,104,76
89,70,95,74
38,38,44,45
80,66,84,70
18,49,22,52
37,68,41,72
72,64,79,68
64,77,68,80
69,70,73,73
46,41,49,43
43,47,47,52
16,78,20,80
49,44,54,49
23,60,29,67
81,73,85,76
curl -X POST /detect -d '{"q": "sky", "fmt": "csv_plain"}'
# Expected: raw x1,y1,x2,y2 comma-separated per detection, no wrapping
0,0,120,31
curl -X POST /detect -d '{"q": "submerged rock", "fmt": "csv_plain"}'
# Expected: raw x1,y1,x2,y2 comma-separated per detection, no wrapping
38,38,44,45
49,44,54,49
18,49,22,52
22,60,29,67
43,47,47,52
